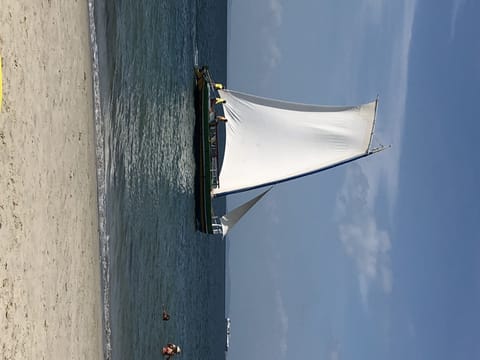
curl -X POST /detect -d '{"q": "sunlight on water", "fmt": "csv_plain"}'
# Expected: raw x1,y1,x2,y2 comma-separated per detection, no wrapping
90,0,227,359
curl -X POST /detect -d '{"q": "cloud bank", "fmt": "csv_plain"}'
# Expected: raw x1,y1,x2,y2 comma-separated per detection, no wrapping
336,165,392,307
336,0,416,307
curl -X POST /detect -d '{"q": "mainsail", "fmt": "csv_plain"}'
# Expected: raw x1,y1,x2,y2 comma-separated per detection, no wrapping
213,89,378,196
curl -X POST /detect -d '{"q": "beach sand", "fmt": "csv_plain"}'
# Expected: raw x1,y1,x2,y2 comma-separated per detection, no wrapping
0,1,103,359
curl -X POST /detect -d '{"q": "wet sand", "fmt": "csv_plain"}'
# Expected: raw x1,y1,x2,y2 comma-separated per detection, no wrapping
0,1,103,358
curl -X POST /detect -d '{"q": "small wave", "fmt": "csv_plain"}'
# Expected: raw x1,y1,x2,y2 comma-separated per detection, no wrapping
194,46,199,67
88,1,112,359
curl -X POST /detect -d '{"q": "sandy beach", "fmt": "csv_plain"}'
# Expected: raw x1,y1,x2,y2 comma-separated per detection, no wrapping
0,1,103,359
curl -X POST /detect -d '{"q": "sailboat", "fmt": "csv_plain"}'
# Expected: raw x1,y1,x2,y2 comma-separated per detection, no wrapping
194,67,385,236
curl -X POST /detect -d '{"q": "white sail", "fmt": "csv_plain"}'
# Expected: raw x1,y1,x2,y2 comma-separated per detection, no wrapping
213,89,377,196
219,188,271,236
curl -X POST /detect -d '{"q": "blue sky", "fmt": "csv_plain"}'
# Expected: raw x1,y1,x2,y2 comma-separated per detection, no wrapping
225,0,480,359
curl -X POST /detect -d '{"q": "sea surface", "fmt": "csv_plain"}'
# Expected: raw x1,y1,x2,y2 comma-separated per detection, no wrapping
87,1,227,359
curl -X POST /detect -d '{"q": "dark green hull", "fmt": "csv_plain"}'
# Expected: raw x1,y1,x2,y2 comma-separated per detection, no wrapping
194,68,214,234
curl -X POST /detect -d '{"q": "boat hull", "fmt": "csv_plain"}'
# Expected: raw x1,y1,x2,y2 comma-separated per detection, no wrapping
194,68,214,234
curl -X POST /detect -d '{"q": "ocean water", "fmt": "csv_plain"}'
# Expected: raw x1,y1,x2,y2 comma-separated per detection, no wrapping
88,1,227,359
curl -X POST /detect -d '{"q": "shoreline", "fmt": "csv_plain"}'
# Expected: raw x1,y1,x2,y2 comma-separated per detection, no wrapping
0,1,103,359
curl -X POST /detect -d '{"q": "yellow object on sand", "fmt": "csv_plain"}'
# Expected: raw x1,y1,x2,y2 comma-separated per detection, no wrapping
0,56,3,111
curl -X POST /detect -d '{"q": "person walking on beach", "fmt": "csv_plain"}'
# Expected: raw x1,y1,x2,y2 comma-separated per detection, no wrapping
162,343,181,358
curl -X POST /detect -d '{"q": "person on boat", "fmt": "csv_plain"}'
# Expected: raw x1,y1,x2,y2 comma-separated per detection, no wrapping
209,115,228,126
162,304,170,321
214,83,224,90
211,98,226,106
162,343,181,358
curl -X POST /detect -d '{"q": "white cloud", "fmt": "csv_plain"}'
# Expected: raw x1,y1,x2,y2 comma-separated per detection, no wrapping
336,165,393,308
381,0,416,211
339,0,416,211
351,0,416,214
450,0,467,40
264,41,282,72
330,349,341,360
275,289,289,357
265,270,288,359
269,0,283,27
260,0,283,75
326,338,342,360
339,218,392,304
334,2,416,308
